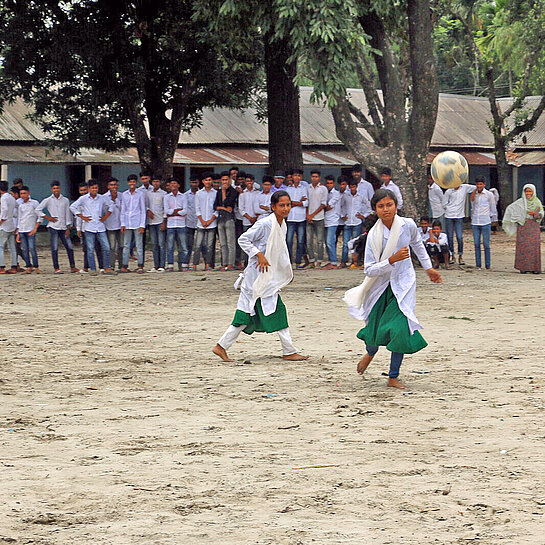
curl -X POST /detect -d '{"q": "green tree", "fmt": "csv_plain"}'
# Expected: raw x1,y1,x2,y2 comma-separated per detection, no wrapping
0,0,260,178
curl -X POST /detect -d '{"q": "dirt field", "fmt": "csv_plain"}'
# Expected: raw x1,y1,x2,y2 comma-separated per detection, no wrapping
1,231,544,544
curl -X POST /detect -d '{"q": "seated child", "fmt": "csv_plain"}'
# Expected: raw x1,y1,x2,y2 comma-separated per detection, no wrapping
426,220,451,269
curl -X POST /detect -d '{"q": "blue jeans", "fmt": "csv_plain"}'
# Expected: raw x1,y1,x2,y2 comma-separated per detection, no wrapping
472,223,491,268
366,345,404,379
85,231,110,271
19,232,38,268
122,229,144,267
49,228,75,270
167,227,187,267
445,217,464,255
82,231,104,270
149,224,166,269
342,224,362,263
286,221,306,265
325,225,338,264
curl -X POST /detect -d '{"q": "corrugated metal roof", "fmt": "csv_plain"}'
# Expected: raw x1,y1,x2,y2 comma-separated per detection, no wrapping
506,150,545,166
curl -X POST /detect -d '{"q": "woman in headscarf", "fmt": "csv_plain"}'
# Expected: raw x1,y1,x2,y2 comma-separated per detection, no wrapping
503,184,544,274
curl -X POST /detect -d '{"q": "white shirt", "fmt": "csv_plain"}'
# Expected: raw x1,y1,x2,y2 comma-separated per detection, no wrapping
381,181,403,209
286,184,308,222
426,231,448,249
164,191,187,228
337,191,348,225
341,192,370,226
70,194,113,233
324,188,342,228
239,188,260,227
147,188,167,226
470,188,498,226
17,199,42,233
36,194,73,230
357,178,374,202
255,191,272,220
121,189,147,229
195,188,217,229
0,193,17,233
184,189,198,229
428,183,445,218
307,183,328,221
103,191,122,231
138,185,153,194
418,226,430,244
442,184,475,219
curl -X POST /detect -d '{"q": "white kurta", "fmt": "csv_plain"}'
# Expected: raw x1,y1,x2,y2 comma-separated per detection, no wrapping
236,213,292,316
354,217,432,334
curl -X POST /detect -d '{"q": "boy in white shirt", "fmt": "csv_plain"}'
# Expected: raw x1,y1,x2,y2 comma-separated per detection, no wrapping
380,167,403,209
323,175,342,269
426,220,450,269
306,169,328,267
147,175,167,271
120,175,147,273
0,180,19,274
193,172,217,271
16,185,42,273
103,177,124,270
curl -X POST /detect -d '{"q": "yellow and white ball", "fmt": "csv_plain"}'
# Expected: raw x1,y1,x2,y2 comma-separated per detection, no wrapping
431,151,469,189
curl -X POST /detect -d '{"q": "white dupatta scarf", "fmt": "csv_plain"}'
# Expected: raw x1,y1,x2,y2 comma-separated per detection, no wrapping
343,214,401,319
252,216,293,303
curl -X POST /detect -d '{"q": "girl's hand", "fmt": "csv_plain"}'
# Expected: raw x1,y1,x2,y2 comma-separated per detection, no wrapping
426,268,443,284
256,252,271,273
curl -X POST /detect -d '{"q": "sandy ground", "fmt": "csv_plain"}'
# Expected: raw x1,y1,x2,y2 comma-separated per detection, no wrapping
1,231,545,545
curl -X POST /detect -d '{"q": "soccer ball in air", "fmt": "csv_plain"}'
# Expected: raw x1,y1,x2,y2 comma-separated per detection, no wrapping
431,151,469,189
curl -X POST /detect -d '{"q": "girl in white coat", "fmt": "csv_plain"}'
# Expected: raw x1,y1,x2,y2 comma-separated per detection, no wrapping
213,191,308,362
344,189,442,389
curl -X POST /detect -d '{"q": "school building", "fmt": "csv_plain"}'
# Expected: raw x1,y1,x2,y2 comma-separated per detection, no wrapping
1,88,544,202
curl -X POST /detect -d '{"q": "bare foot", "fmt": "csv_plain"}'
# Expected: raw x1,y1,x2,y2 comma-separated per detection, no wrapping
387,378,407,389
283,353,309,361
212,344,233,362
357,353,374,374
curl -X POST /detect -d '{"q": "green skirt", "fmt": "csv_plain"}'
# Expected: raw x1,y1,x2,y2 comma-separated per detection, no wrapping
232,296,288,335
357,285,427,354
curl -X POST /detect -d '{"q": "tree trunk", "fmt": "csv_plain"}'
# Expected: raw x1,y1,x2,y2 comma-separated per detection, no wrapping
264,32,303,173
494,140,512,215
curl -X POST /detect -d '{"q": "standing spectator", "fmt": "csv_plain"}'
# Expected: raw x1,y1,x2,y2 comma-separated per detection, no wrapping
306,169,327,268
323,175,342,269
214,171,238,271
352,163,374,203
428,174,445,228
340,180,371,268
193,173,218,271
470,176,497,270
233,171,246,269
184,177,199,264
442,182,475,265
15,185,42,274
380,167,403,209
271,170,288,193
138,173,152,193
37,181,78,274
120,175,147,273
164,178,187,272
147,175,167,272
212,176,221,192
239,174,259,232
286,172,308,269
103,177,124,271
489,187,500,232
285,169,294,187
229,166,239,185
0,180,18,274
336,175,349,246
256,176,274,220
70,179,115,275
12,178,23,190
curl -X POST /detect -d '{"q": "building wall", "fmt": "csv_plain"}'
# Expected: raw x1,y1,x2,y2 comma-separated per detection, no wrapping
3,164,70,202
517,166,544,201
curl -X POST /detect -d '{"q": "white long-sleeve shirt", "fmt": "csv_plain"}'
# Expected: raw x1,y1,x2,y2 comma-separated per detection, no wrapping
341,192,371,226
307,183,328,220
381,181,403,209
286,184,308,222
36,194,73,230
195,188,217,229
426,231,448,250
184,189,198,229
70,194,113,233
238,188,260,227
470,188,498,226
121,189,147,229
324,188,342,228
0,193,17,233
442,184,475,219
147,188,167,226
164,191,187,228
17,199,42,233
255,191,272,220
357,178,375,202
103,191,122,231
428,183,445,218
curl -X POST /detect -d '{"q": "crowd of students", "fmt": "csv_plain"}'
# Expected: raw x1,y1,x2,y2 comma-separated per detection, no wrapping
0,164,501,274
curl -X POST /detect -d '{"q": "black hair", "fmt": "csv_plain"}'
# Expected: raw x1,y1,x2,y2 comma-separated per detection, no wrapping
432,220,442,228
50,180,61,188
237,171,246,178
348,179,358,186
106,177,119,184
420,216,430,223
286,168,294,176
325,175,335,182
363,213,378,233
10,186,19,196
19,185,30,192
245,173,255,181
140,172,150,178
211,173,221,181
352,163,362,172
475,176,486,184
201,171,213,180
220,170,230,178
310,169,321,176
12,178,23,185
0,181,9,192
371,188,397,210
380,167,392,176
292,168,304,175
262,175,274,184
337,175,349,184
79,181,89,189
271,190,290,206
151,174,162,182
127,174,138,181
169,177,181,185
88,179,99,187
229,166,239,173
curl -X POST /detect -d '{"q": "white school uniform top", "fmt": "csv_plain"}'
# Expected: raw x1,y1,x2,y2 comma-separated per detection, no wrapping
428,183,444,217
442,184,475,219
426,231,448,249
307,183,328,220
324,188,342,228
195,188,217,229
470,188,497,226
103,191,122,231
286,184,308,222
255,191,272,220
147,188,167,226
238,188,260,227
17,199,42,233
0,193,17,233
357,178,374,202
418,226,430,244
361,217,431,334
36,194,73,230
341,192,369,226
138,185,153,194
337,191,348,225
164,191,187,228
184,189,198,229
70,194,113,233
380,181,403,209
121,189,147,229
